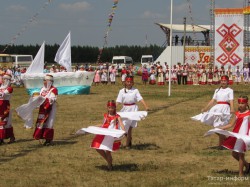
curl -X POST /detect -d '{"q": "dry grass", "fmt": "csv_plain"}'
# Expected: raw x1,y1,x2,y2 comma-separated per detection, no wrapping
1,76,250,187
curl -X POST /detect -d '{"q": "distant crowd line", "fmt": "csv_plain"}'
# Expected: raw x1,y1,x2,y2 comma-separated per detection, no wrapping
142,62,250,86
1,61,250,87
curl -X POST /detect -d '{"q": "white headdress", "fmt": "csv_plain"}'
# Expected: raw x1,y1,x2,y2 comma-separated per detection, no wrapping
44,74,53,81
44,74,53,90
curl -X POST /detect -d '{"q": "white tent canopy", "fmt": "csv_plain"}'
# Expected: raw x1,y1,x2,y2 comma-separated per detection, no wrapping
155,23,210,32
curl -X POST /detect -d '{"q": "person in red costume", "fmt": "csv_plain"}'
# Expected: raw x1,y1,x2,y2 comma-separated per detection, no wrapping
0,74,15,144
91,100,125,170
220,96,250,176
33,74,58,146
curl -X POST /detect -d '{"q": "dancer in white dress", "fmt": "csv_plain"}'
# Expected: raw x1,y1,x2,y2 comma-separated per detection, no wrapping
191,75,234,147
116,76,149,148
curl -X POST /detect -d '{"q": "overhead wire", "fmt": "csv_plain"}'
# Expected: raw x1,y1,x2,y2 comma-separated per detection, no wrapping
2,0,53,53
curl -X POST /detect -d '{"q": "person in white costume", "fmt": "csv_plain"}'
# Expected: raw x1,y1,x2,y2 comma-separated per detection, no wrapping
191,75,234,147
116,76,149,148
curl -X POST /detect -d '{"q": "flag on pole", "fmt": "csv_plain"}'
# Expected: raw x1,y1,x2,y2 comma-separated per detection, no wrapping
54,32,72,72
26,41,45,74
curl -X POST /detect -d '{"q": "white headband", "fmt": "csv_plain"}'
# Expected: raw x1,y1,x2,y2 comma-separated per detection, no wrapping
44,74,53,81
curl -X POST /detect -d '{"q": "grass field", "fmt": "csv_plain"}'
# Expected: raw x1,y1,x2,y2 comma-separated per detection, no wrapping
1,76,250,187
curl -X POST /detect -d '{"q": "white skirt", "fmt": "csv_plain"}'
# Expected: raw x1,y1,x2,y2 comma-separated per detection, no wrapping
119,105,139,132
191,104,231,127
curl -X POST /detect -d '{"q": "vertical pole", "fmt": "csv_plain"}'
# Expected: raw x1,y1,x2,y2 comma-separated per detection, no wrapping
168,0,173,96
183,17,186,65
210,0,215,67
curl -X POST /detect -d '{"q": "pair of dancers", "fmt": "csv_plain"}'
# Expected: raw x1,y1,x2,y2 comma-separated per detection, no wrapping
1,74,57,146
78,76,149,170
192,75,250,176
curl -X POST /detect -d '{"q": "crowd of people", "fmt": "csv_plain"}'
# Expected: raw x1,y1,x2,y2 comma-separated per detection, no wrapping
148,62,250,86
3,61,250,88
82,61,250,87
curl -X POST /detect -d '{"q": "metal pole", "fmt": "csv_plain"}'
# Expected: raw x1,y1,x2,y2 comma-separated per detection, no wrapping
183,17,186,65
168,0,173,96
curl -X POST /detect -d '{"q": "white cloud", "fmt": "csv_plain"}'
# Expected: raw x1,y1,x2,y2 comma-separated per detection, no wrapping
6,5,27,12
59,1,91,12
142,11,166,19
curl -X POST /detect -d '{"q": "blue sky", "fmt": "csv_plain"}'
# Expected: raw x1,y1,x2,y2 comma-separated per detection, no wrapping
0,0,243,47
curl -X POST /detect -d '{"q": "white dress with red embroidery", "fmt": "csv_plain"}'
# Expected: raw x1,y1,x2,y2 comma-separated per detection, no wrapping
200,69,207,85
191,87,233,127
33,86,58,141
0,86,13,139
172,68,177,81
222,110,250,153
91,113,122,152
157,68,165,85
116,87,143,132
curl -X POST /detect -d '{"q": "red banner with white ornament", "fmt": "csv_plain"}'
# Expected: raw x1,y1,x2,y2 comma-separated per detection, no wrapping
214,9,244,69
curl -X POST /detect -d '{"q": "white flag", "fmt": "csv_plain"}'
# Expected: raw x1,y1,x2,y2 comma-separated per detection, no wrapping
54,32,72,72
26,42,45,74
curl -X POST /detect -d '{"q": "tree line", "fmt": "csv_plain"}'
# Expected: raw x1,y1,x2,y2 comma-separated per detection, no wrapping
1,44,164,64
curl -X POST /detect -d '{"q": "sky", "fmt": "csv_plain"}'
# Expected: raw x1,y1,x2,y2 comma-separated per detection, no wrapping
0,0,245,48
